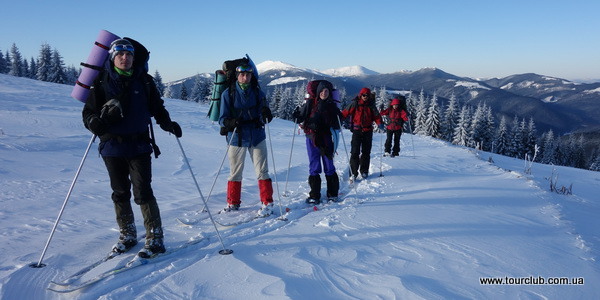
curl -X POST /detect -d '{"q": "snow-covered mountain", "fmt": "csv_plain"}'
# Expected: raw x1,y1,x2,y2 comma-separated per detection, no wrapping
1,74,600,299
321,65,379,77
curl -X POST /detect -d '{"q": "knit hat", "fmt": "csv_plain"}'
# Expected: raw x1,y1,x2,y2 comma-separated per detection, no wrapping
109,39,134,61
359,87,371,96
391,98,401,105
316,81,333,98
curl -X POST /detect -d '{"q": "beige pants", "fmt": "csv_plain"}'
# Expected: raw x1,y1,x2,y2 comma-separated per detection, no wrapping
227,140,270,182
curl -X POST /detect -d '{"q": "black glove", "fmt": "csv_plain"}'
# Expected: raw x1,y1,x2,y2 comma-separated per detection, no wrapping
292,106,302,122
261,107,273,123
87,116,106,136
223,118,238,131
160,121,182,138
101,99,123,124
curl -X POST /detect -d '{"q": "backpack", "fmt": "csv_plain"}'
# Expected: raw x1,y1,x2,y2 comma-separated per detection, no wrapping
207,55,260,135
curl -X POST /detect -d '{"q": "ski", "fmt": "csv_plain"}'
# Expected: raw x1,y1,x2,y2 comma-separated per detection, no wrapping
49,250,122,286
50,235,146,286
48,237,208,293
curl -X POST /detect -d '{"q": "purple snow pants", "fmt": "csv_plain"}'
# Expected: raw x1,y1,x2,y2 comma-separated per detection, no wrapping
306,137,336,176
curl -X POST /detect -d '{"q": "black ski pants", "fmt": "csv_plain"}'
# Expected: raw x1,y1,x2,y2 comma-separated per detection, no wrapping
385,129,402,155
350,131,373,177
103,154,163,240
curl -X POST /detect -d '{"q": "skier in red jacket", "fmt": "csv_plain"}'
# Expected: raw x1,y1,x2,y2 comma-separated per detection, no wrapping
380,97,409,157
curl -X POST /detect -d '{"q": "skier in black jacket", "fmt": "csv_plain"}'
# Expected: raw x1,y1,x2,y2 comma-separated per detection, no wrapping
82,38,181,258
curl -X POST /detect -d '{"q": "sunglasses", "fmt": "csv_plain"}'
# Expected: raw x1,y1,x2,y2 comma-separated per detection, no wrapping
112,44,134,53
236,65,254,73
361,94,369,97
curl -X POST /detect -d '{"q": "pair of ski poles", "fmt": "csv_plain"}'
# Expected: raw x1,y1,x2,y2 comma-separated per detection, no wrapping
32,132,237,269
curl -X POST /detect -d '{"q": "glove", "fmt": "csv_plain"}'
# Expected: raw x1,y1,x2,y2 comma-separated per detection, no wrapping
261,107,273,123
160,121,182,138
87,116,106,136
223,118,238,131
101,99,123,124
292,106,302,121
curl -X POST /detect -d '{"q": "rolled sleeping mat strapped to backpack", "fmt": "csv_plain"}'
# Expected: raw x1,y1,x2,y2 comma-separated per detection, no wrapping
207,70,227,121
71,30,120,102
331,89,341,108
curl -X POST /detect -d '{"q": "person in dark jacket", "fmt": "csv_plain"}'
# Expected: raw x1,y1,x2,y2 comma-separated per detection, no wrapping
293,80,342,204
219,63,275,217
82,38,181,258
380,97,409,157
341,88,384,180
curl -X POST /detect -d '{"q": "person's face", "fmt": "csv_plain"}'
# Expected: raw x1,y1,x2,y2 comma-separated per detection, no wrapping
361,94,369,101
319,88,330,100
392,104,399,109
237,72,252,84
113,51,134,71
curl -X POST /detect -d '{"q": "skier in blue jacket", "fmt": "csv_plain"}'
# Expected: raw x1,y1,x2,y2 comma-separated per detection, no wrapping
219,63,274,217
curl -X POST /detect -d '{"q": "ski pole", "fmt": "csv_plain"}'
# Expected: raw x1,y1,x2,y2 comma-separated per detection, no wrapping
407,118,416,159
199,127,236,213
175,137,232,255
337,116,358,197
31,134,97,268
264,122,286,221
379,129,383,178
282,118,298,197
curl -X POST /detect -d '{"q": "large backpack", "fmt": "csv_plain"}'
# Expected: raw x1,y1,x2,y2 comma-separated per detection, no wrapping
207,55,259,123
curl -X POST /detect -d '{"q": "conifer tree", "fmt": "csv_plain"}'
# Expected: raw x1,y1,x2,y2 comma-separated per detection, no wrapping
413,89,428,135
440,93,459,142
424,92,441,138
494,116,510,155
28,57,37,79
36,43,52,82
153,70,165,96
49,48,67,84
179,84,188,100
0,49,7,74
190,74,204,103
452,106,471,146
9,43,23,77
540,129,556,164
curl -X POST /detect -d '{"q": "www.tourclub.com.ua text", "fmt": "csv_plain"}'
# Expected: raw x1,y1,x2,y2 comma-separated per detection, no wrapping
480,276,584,285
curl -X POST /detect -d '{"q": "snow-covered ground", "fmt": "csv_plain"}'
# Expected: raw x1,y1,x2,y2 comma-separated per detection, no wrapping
0,74,598,299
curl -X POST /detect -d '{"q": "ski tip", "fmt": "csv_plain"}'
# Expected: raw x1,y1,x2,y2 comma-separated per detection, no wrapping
313,206,318,211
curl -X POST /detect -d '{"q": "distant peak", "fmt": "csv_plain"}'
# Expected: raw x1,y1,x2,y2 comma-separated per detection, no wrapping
321,65,379,77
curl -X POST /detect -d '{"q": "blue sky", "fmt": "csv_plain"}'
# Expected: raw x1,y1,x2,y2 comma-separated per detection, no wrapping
2,0,599,82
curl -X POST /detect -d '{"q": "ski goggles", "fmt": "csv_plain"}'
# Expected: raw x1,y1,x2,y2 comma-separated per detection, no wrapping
236,64,253,73
111,44,134,53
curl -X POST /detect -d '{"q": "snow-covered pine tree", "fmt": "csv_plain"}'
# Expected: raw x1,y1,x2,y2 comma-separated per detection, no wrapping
153,71,165,97
9,43,23,77
424,92,441,138
162,84,174,99
469,103,487,149
0,50,7,74
413,89,428,135
36,43,52,82
28,57,37,79
179,84,188,100
494,116,510,155
49,48,67,84
539,129,556,164
440,93,459,142
375,86,387,110
190,74,204,103
452,105,471,146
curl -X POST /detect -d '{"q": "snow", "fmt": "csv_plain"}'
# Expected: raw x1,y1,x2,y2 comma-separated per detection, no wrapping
1,73,599,299
321,66,379,77
583,87,600,94
266,76,307,86
449,80,491,90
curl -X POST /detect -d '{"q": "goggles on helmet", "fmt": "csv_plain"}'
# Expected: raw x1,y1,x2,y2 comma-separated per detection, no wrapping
112,44,134,53
236,64,253,73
